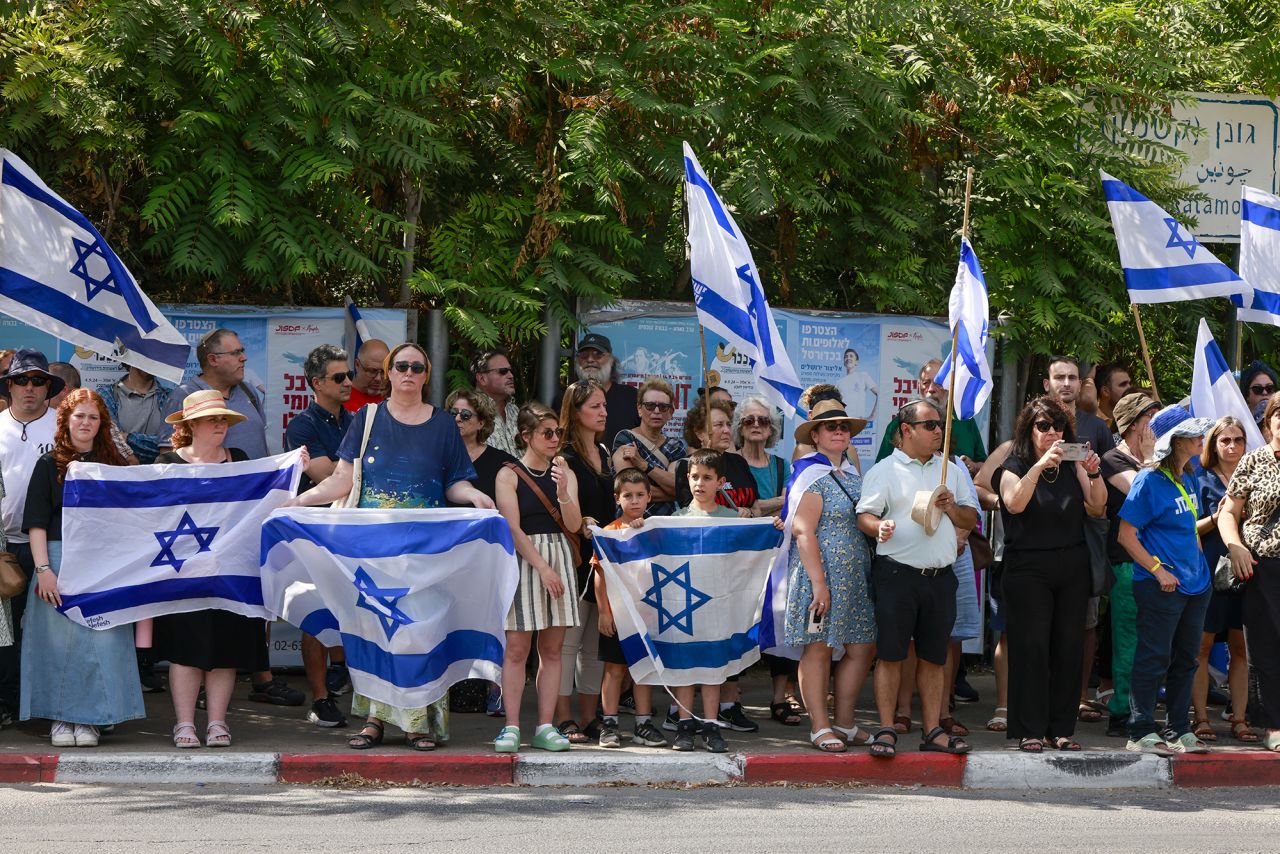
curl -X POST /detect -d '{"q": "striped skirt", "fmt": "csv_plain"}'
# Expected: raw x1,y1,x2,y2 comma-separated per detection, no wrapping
506,533,580,632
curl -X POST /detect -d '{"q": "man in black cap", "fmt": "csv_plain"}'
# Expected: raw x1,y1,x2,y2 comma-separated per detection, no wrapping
0,349,63,725
554,333,639,448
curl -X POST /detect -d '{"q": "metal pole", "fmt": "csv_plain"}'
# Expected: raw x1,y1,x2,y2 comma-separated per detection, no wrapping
426,308,447,407
538,302,562,406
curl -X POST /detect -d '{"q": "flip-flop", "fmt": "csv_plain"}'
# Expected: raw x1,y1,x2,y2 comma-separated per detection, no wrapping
809,727,847,753
869,727,898,759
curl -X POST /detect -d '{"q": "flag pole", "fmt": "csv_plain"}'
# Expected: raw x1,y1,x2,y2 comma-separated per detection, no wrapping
939,167,974,487
1130,303,1159,400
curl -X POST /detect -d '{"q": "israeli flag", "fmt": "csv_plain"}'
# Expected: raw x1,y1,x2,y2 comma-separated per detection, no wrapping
1100,170,1248,304
684,143,804,416
592,517,781,687
1236,186,1280,326
0,149,190,382
344,296,372,361
261,508,518,710
57,451,303,629
1189,318,1265,451
932,237,993,419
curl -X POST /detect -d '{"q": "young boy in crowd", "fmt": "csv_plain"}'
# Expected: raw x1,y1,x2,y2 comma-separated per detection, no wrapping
594,467,668,748
668,448,737,752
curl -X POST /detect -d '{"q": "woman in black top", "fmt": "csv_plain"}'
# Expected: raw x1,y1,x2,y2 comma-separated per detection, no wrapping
996,396,1106,752
674,398,759,515
446,388,515,502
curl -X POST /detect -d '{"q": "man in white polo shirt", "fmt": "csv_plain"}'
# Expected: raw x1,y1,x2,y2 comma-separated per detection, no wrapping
857,398,978,757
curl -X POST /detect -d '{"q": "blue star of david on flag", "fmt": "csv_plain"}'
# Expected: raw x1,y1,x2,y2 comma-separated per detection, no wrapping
642,561,711,636
69,237,124,302
1163,217,1199,259
151,511,219,572
353,566,413,641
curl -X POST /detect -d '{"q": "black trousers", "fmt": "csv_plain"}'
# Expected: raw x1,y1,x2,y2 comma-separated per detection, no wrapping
1002,544,1090,740
1244,557,1280,729
0,543,34,710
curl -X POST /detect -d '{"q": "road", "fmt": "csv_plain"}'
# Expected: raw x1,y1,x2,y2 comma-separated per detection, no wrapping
2,783,1275,852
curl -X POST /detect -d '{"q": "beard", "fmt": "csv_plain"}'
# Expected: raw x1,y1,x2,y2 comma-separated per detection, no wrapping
574,356,613,384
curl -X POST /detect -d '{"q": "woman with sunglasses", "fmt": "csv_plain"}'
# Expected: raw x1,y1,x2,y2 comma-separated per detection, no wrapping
674,398,758,515
995,396,1105,752
734,395,789,517
446,388,515,501
612,378,685,516
792,385,862,473
294,343,492,752
492,402,582,753
1240,360,1278,420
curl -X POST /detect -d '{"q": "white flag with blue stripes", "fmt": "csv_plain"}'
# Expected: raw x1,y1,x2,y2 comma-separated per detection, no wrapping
684,143,803,416
261,508,518,710
57,451,303,629
932,237,992,420
1190,318,1264,451
344,296,373,359
0,149,190,382
1236,186,1280,326
1101,170,1248,304
591,516,780,686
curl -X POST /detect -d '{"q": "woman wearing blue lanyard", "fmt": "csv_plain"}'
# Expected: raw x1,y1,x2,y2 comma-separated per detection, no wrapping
1116,406,1214,755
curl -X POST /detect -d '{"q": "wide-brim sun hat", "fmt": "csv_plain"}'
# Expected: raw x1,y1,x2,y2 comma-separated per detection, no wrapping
164,389,248,425
1,348,65,398
1149,404,1213,463
792,399,867,445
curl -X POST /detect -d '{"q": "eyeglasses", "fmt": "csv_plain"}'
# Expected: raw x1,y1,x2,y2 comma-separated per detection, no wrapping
357,363,384,376
1251,384,1276,396
640,401,673,413
9,375,48,387
210,348,247,358
450,408,475,422
483,366,514,376
392,361,427,375
741,415,772,428
323,371,353,384
533,427,565,441
1034,419,1067,433
906,419,942,431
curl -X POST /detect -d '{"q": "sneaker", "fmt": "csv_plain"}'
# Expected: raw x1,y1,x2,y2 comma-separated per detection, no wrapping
672,720,697,751
137,651,166,693
702,721,728,753
1126,732,1174,755
485,684,504,717
632,720,668,747
326,664,351,696
249,677,305,706
73,724,100,747
953,671,979,703
599,720,622,748
50,720,76,747
307,695,348,728
717,702,759,733
618,690,636,715
663,709,680,732
1106,715,1128,738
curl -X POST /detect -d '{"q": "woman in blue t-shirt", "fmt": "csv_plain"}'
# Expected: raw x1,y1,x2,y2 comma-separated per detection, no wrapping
1117,405,1214,755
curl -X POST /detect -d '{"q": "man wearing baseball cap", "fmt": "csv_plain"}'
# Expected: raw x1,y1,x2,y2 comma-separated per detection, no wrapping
554,333,639,448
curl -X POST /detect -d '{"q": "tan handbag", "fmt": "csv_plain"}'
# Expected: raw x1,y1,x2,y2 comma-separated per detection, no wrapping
0,552,26,600
332,403,377,509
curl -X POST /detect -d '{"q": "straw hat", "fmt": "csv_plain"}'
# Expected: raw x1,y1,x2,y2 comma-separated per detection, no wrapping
792,399,868,445
164,389,248,425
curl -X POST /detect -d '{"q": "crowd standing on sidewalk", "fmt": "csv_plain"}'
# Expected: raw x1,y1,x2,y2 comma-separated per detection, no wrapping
1,329,1279,763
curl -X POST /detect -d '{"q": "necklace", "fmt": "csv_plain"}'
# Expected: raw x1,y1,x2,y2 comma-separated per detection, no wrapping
522,458,551,478
11,409,46,442
1041,465,1060,484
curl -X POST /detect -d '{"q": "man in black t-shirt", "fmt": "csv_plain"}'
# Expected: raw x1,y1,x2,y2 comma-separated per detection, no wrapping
553,333,640,447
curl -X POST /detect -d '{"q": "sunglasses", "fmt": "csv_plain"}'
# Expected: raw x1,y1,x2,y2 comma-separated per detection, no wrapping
818,421,851,433
450,408,475,422
484,366,514,376
906,419,942,431
741,415,772,428
1251,384,1276,396
1034,419,1067,433
10,375,48,387
324,371,354,384
640,401,673,413
392,361,427,375
532,427,565,441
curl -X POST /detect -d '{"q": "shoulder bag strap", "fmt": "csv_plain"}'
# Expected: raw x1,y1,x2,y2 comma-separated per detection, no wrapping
333,404,376,509
629,430,671,470
503,461,582,556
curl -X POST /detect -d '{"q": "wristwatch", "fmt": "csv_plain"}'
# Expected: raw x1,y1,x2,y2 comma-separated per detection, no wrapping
34,564,50,574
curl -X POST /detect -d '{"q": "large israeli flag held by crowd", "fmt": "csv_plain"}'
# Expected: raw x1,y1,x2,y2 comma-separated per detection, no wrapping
57,451,302,629
1190,318,1265,451
592,516,781,687
1236,186,1280,326
932,237,992,420
1101,170,1248,305
261,508,518,710
684,143,804,416
0,149,190,382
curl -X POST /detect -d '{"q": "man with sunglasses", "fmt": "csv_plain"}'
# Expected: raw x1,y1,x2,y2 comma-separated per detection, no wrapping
0,349,63,726
473,349,520,455
876,359,987,473
345,339,389,413
554,333,639,448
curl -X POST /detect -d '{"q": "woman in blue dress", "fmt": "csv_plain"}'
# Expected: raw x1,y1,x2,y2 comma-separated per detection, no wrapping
784,399,875,752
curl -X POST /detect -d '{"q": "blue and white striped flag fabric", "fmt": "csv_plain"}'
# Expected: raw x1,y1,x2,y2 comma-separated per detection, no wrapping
0,149,190,382
1100,170,1248,304
261,508,518,710
684,142,804,416
1189,318,1264,451
344,296,372,360
591,516,781,687
57,450,303,629
1236,186,1280,326
932,237,993,420
758,452,855,659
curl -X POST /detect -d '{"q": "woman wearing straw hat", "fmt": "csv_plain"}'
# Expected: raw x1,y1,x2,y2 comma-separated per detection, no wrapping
785,400,874,752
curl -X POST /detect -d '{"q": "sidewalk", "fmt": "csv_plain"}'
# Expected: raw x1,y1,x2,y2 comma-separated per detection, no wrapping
3,669,1277,788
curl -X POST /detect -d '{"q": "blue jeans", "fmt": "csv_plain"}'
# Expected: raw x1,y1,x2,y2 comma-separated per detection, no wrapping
1128,579,1211,740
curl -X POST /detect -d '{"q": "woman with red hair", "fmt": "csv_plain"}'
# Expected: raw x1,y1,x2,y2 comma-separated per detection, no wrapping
20,389,140,747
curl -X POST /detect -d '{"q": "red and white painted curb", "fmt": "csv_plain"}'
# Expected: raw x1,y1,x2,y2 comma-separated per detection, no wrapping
4,750,1280,788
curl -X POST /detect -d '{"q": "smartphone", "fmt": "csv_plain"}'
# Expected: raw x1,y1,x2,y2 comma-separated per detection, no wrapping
806,609,825,634
1057,442,1089,461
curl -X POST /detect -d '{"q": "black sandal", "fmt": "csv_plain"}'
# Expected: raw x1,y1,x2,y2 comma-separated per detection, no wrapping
1018,737,1044,753
920,725,971,754
1048,735,1082,751
347,721,384,750
869,727,898,758
557,719,589,744
770,701,803,726
406,733,438,751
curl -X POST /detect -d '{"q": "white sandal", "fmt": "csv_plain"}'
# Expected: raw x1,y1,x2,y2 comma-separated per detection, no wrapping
986,707,1008,732
205,720,231,748
832,724,870,746
809,727,847,753
173,722,200,749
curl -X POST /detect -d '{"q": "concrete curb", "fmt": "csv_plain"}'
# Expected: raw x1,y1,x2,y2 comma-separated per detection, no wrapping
514,752,743,786
278,753,513,785
962,752,1170,790
53,752,280,785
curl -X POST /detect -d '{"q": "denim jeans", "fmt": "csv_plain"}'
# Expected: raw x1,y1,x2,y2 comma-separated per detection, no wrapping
1128,579,1211,740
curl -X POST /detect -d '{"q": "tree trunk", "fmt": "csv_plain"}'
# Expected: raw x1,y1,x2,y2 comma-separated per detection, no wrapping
398,173,423,306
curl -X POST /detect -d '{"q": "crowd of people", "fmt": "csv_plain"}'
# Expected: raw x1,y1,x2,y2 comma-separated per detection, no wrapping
0,330,1278,760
